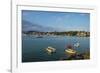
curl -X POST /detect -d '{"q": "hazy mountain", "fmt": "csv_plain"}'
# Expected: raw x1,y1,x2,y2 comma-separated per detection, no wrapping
22,20,56,32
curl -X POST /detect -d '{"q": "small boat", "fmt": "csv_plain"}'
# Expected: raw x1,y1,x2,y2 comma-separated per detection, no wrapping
46,46,56,53
65,44,76,55
65,49,76,55
74,42,80,47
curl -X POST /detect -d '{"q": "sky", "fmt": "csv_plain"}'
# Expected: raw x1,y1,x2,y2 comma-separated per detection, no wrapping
22,10,90,32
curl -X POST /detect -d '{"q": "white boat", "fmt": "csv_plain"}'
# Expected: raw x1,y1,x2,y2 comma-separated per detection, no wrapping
74,42,80,47
46,46,56,53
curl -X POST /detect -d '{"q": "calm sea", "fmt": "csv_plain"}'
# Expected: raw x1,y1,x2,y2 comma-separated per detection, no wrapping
22,35,90,62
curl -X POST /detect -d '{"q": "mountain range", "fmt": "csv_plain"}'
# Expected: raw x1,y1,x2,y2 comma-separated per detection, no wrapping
22,20,56,32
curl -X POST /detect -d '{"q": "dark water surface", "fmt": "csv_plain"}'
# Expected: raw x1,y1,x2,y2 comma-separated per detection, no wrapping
22,35,90,62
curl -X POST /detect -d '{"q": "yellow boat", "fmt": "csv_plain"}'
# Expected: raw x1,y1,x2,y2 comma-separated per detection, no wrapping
65,49,76,55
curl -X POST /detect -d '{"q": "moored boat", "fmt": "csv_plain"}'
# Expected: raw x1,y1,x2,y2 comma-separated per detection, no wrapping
65,49,76,55
46,46,56,53
74,42,80,47
65,44,77,56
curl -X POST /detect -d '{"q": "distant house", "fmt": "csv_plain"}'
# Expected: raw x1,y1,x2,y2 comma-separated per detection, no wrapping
77,32,87,37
